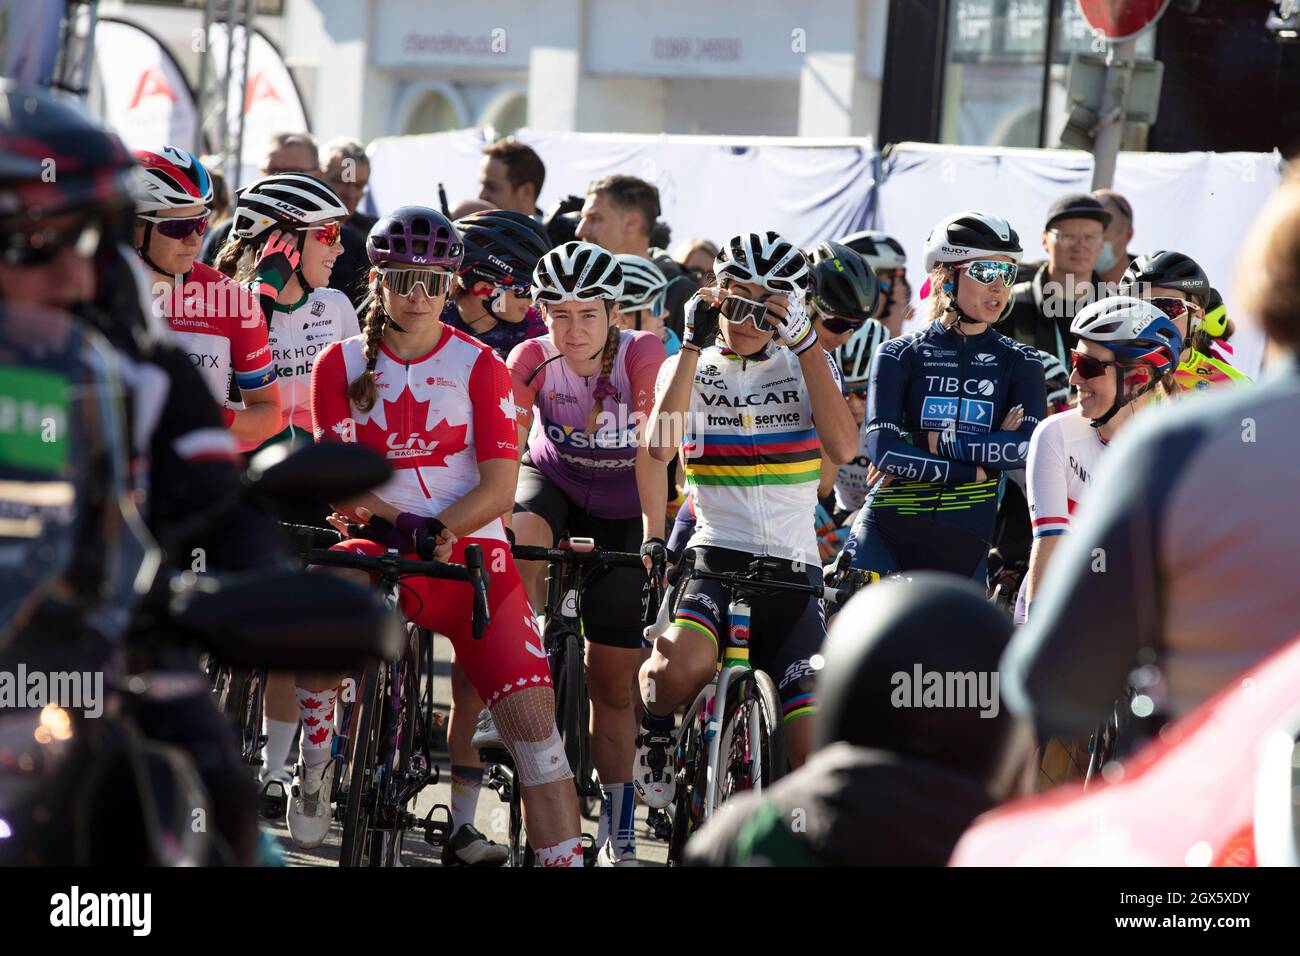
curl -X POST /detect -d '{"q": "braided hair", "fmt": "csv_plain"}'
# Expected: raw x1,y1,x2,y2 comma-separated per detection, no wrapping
587,316,621,434
348,285,388,412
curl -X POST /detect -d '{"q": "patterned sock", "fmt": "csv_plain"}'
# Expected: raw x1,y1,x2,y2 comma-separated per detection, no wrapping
262,717,298,777
295,687,337,767
607,782,637,860
450,764,484,833
536,837,583,868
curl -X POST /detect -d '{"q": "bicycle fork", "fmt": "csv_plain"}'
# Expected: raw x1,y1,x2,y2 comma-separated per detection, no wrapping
702,595,753,820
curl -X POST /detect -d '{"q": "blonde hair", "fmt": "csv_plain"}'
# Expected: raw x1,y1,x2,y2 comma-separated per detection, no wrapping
926,265,959,327
587,319,621,433
213,235,260,285
1236,166,1300,351
348,289,387,412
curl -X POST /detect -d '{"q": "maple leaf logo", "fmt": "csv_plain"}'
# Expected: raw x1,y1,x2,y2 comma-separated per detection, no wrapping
499,395,517,422
354,392,470,467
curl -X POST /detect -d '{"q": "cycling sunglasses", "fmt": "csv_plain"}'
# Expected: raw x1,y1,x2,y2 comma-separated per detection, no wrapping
811,301,864,335
722,294,775,332
846,385,869,399
957,260,1019,287
1149,296,1201,323
4,217,106,266
1070,349,1120,380
298,221,342,246
137,212,211,240
876,268,904,291
378,267,453,297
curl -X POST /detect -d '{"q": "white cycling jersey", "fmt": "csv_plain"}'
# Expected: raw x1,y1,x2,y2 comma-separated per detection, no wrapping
265,287,361,438
656,342,840,562
1025,408,1108,539
833,421,872,513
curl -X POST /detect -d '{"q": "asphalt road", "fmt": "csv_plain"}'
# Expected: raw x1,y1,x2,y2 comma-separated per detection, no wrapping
263,633,669,867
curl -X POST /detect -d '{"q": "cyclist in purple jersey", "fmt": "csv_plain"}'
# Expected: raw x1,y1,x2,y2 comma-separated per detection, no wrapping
507,241,667,866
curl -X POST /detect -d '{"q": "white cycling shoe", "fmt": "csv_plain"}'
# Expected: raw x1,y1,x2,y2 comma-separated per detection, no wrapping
287,760,335,849
596,841,640,867
471,708,506,754
633,730,677,809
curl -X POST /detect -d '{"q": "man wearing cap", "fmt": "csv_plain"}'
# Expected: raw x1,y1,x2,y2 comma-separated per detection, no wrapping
1092,188,1138,290
997,193,1111,370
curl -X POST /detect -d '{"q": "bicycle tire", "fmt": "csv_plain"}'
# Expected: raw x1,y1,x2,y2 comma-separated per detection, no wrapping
507,764,529,867
551,631,582,776
236,669,265,767
716,669,787,810
339,662,382,867
381,627,423,866
666,712,705,867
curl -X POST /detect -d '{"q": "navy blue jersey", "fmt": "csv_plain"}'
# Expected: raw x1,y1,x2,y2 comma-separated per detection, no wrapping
862,319,1046,540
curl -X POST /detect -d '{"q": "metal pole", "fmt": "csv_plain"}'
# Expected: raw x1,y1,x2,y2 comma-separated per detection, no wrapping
1036,0,1060,148
233,0,254,191
221,0,237,187
195,0,214,154
79,1,99,99
1090,36,1137,190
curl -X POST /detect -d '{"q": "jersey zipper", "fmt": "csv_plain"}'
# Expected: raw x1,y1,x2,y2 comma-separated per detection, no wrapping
404,358,434,501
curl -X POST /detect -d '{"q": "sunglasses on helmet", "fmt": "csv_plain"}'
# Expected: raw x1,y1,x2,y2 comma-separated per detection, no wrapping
137,211,211,240
1069,349,1121,380
722,294,776,332
297,221,342,246
378,267,453,298
957,260,1018,287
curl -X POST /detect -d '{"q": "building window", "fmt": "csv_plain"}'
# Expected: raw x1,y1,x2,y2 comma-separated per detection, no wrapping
941,0,1155,148
404,90,462,134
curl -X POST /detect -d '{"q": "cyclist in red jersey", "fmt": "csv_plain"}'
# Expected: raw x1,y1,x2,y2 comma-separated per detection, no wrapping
307,206,583,865
132,146,281,445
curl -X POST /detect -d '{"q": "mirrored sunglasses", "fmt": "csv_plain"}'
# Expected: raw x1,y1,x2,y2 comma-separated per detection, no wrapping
1149,296,1200,323
1070,349,1119,380
959,260,1018,287
138,212,211,240
722,294,775,332
378,267,452,297
4,217,106,266
299,221,342,245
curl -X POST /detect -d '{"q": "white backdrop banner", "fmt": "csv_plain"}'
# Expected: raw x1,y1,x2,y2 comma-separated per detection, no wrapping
91,18,199,153
877,143,1283,377
366,129,877,252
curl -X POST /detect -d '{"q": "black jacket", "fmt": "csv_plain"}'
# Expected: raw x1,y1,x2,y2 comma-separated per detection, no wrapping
995,264,1103,369
651,250,699,342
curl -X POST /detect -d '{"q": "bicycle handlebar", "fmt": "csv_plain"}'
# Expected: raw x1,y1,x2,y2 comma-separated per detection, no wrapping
509,542,645,568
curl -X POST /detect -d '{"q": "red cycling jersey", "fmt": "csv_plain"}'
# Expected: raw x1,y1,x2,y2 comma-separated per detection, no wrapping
310,325,548,705
162,262,278,414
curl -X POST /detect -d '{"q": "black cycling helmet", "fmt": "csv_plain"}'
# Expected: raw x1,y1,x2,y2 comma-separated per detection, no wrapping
1119,250,1210,309
922,210,1022,272
815,574,1025,789
809,240,880,322
454,209,551,290
0,80,136,260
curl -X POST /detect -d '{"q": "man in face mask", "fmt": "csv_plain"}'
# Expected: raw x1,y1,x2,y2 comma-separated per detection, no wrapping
1092,189,1137,292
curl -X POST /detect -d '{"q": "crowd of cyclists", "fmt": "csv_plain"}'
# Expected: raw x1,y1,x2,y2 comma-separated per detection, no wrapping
3,75,1298,868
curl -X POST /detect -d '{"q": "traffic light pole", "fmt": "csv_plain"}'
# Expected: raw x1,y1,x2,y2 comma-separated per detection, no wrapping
1090,36,1138,190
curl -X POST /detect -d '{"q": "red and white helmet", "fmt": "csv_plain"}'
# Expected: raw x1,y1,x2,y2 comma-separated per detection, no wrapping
132,146,213,212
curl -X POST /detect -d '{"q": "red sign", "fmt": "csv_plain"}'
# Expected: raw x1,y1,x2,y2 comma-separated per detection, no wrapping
1077,0,1172,41
127,68,177,110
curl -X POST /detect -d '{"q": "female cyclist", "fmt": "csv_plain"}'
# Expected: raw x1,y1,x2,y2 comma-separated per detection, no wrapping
306,206,583,866
508,241,668,866
132,146,281,445
843,211,1046,582
615,253,682,357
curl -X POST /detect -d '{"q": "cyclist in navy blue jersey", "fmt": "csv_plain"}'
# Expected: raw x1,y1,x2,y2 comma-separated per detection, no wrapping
843,212,1046,582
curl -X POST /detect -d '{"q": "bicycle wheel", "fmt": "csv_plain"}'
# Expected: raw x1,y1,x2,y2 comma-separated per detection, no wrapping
550,631,582,775
339,662,383,867
379,628,423,866
666,710,706,867
715,669,787,811
506,762,529,867
236,669,266,767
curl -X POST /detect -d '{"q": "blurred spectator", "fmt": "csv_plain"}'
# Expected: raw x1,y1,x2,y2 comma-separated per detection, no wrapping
320,137,375,234
543,194,584,246
1092,188,1137,290
450,198,494,220
649,220,672,251
674,238,718,284
478,138,545,217
200,131,320,264
576,174,695,339
318,137,375,307
997,193,1110,371
200,155,230,224
685,575,1031,866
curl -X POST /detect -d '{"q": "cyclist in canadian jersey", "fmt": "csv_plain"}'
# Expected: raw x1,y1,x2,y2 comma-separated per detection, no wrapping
508,241,668,866
1022,296,1183,623
843,211,1046,582
638,231,858,806
132,146,281,445
212,173,359,452
1118,250,1251,393
444,209,550,359
307,206,584,865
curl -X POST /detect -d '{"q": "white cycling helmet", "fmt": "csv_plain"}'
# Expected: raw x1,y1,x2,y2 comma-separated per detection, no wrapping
715,231,809,295
922,211,1022,273
132,146,214,212
839,230,907,273
533,241,624,303
1070,296,1183,377
615,253,668,312
835,318,890,390
231,173,347,240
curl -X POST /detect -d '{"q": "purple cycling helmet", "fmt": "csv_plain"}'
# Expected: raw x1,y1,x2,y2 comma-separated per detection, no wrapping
366,205,463,268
